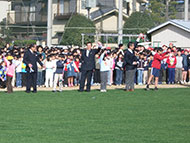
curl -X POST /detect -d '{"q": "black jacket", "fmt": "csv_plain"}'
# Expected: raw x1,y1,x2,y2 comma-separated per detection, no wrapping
187,54,190,67
123,49,137,71
80,48,100,71
55,60,64,74
23,49,43,72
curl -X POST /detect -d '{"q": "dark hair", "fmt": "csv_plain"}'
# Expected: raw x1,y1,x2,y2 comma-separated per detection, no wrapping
29,44,35,49
8,60,13,65
119,44,123,48
38,54,43,59
37,45,43,52
86,42,92,45
47,55,51,61
128,42,134,48
158,47,163,52
117,54,123,62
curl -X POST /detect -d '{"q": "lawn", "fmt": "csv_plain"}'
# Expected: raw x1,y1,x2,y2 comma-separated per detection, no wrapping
0,88,189,143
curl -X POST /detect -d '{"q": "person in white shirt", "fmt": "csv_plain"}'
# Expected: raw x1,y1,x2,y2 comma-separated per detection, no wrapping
175,50,183,84
15,55,23,87
45,55,55,88
99,50,110,92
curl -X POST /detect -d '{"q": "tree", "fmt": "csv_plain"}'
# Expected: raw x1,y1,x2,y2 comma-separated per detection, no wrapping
0,19,13,46
148,0,177,25
61,14,95,46
123,12,154,34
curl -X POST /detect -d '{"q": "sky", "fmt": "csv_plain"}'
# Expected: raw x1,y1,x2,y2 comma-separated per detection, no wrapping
0,1,10,22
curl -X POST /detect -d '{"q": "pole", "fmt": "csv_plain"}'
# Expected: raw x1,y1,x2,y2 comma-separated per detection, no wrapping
184,0,189,21
47,0,52,47
166,0,169,20
82,33,84,48
118,0,123,44
86,7,91,19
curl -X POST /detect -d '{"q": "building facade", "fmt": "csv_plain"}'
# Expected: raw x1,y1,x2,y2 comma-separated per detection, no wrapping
7,0,148,45
147,20,190,49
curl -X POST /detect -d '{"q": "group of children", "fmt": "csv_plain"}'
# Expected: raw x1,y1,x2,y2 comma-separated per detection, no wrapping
0,42,190,93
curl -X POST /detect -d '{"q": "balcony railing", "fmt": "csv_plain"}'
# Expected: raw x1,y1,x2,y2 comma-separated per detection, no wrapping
13,11,47,25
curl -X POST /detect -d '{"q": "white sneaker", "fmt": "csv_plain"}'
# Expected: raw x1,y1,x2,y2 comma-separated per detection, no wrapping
100,90,107,92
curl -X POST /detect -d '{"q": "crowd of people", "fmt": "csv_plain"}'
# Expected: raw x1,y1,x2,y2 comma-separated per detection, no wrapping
0,35,190,93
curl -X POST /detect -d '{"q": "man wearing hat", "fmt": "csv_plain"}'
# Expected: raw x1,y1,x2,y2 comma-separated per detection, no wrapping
23,44,44,93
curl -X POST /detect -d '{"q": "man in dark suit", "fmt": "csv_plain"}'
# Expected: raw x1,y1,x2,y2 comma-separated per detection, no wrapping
79,42,101,92
23,44,43,93
123,42,138,91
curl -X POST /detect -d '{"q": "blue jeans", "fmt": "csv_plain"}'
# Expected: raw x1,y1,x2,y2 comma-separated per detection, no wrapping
16,72,22,87
115,69,123,85
168,68,175,83
137,69,144,84
37,72,43,86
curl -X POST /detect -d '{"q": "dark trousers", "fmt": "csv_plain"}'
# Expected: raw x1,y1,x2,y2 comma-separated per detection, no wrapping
94,69,100,83
37,71,43,86
6,76,13,93
168,68,175,83
22,73,27,87
26,72,37,92
63,71,68,86
79,70,93,91
0,79,6,88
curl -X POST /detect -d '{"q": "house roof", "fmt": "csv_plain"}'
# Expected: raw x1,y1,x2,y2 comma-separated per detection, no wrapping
90,7,128,21
147,19,190,34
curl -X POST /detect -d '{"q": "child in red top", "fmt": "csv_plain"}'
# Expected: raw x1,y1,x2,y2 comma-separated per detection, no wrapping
166,50,177,84
146,48,168,90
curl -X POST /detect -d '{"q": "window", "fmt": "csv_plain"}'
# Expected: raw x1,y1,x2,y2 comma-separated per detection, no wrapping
29,3,35,22
21,6,29,22
58,0,75,14
59,0,64,14
96,0,115,8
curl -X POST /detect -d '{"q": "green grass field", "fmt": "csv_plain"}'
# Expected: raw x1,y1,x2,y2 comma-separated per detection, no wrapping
0,88,190,143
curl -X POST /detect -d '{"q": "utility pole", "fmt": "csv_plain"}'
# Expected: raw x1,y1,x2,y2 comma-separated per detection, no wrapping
184,0,189,21
133,0,136,12
47,0,52,47
165,0,170,20
118,0,123,44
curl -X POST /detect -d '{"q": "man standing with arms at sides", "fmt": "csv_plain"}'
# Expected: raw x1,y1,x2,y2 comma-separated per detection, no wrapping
79,42,101,92
23,44,44,93
123,42,138,92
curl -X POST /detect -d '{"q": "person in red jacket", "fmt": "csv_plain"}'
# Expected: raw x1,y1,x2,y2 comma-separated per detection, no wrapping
166,50,177,84
146,47,168,90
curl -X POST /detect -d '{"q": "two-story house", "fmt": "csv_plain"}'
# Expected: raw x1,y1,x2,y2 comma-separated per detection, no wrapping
7,0,148,45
